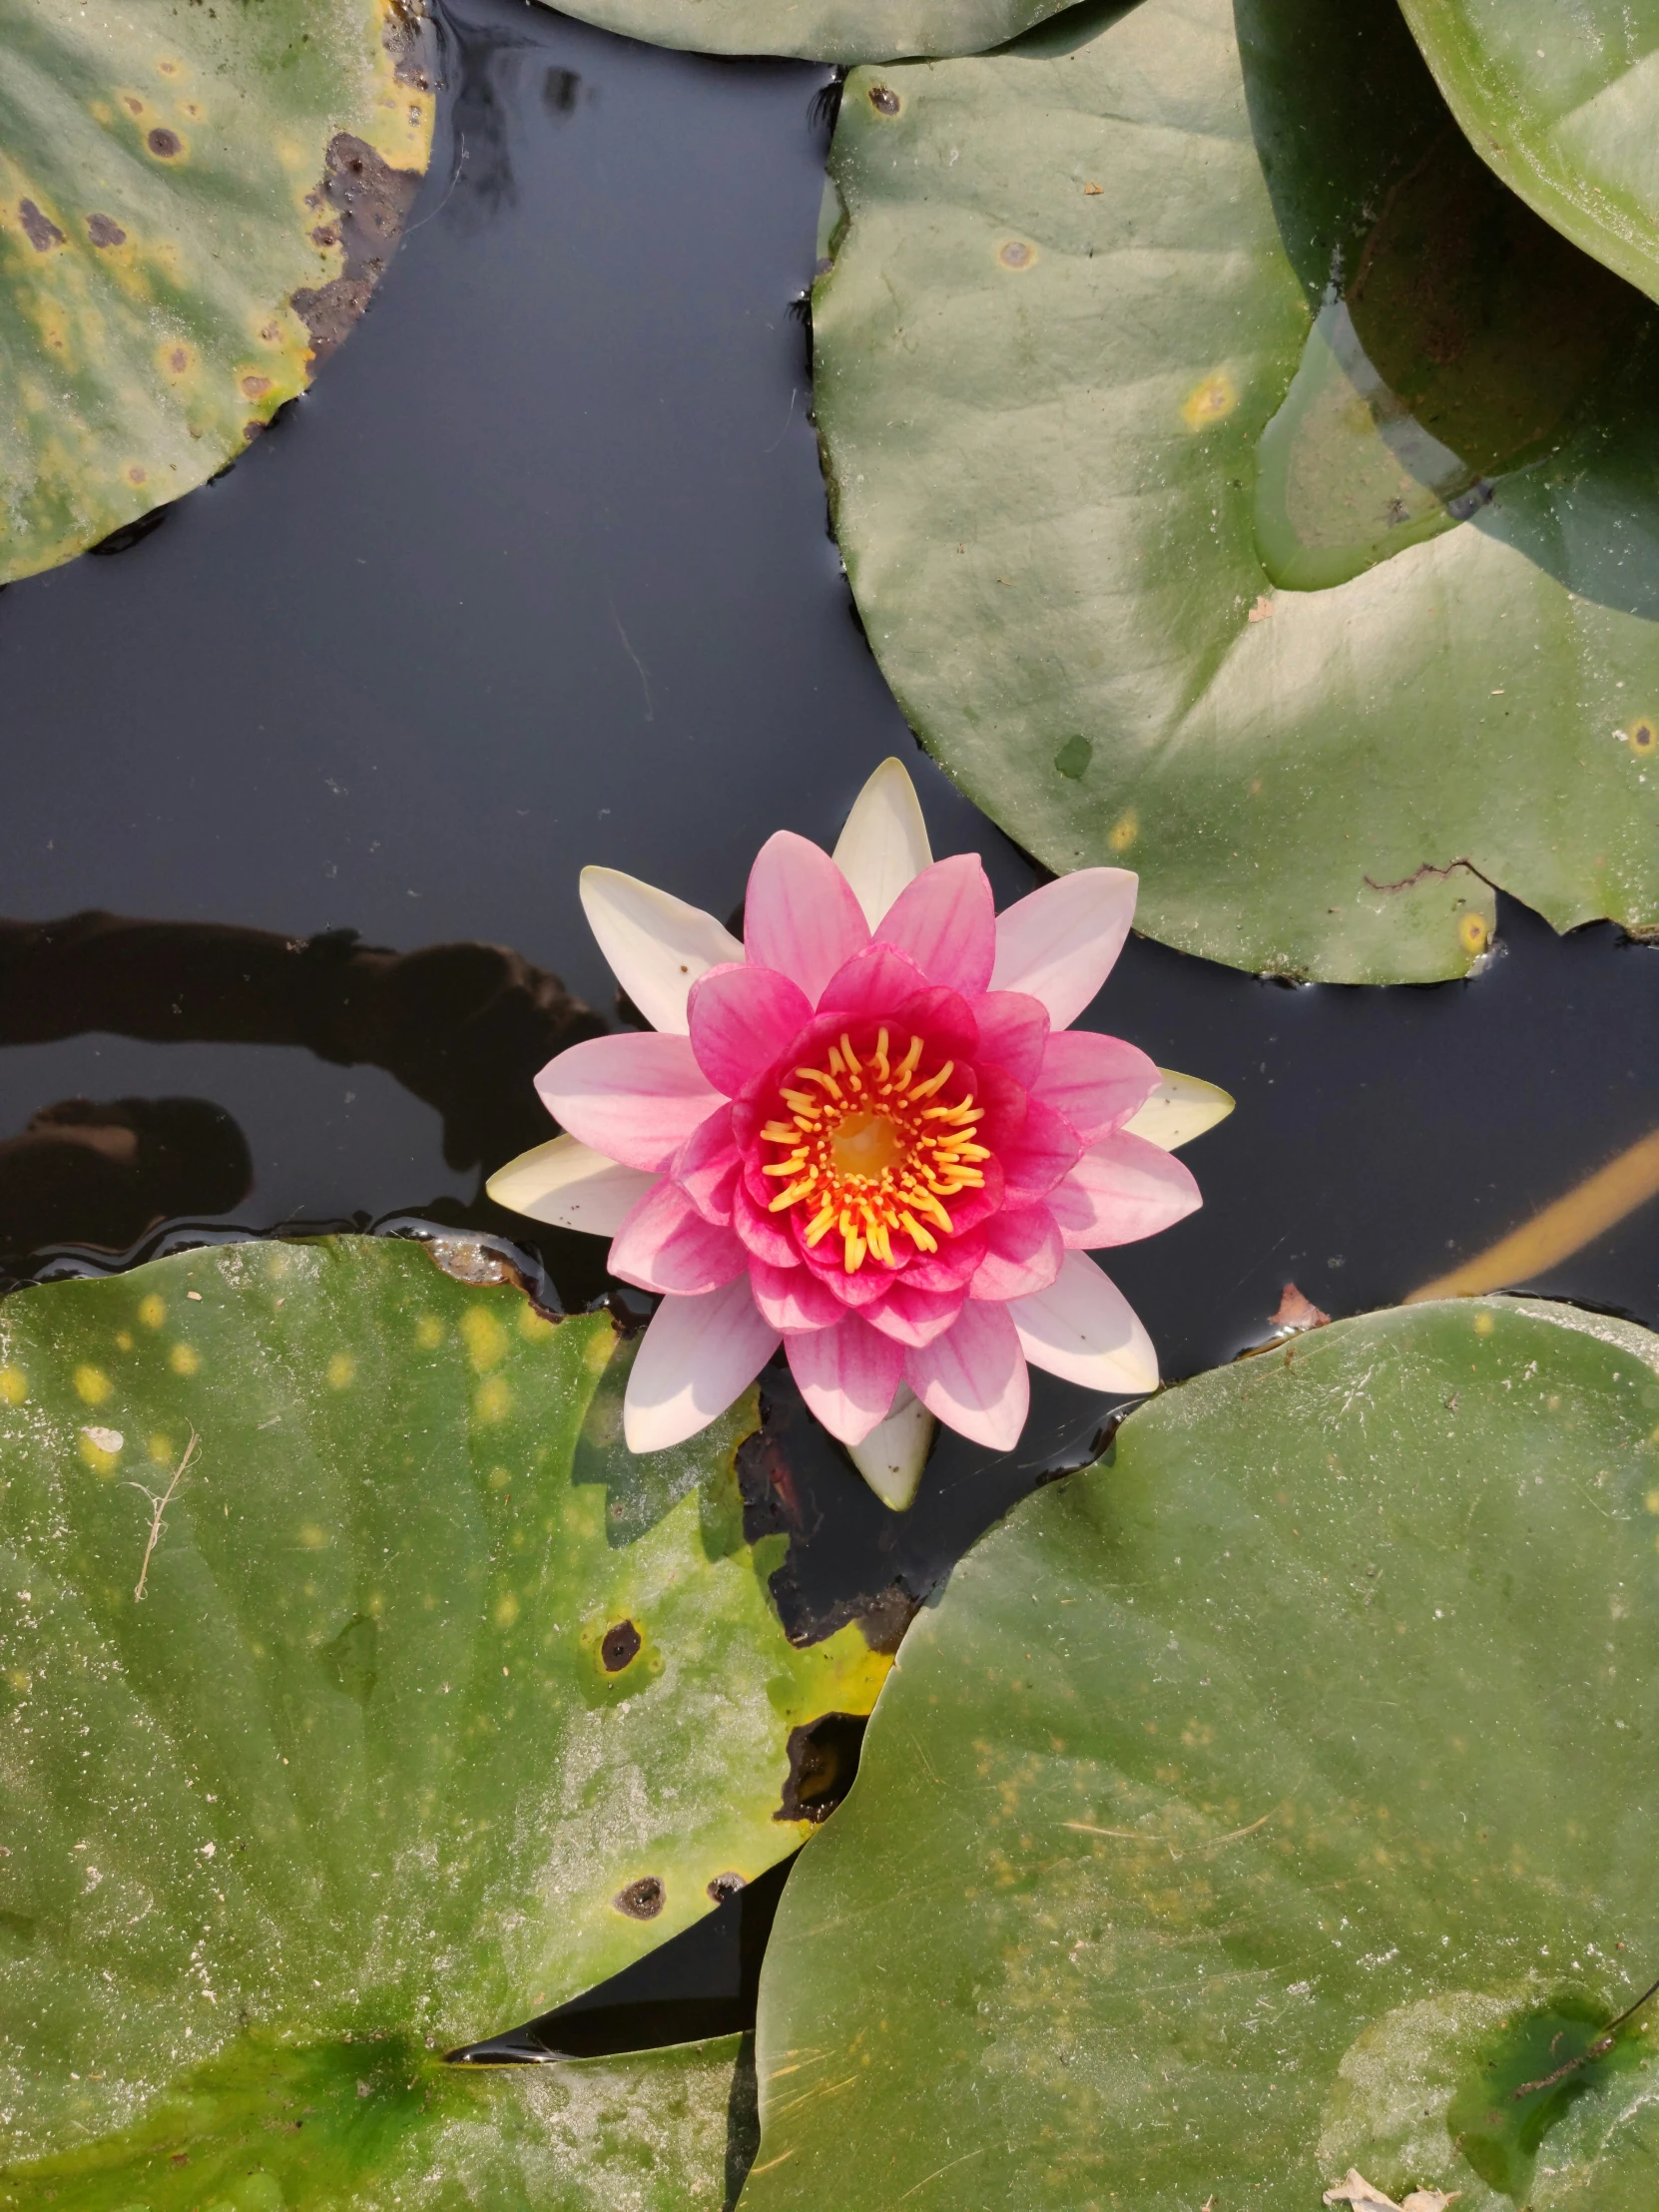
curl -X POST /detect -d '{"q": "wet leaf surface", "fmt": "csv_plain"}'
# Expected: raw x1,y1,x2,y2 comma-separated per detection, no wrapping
813,0,1659,980
541,0,1079,63
1397,0,1659,307
0,1236,886,2183
742,1297,1659,2209
0,0,434,582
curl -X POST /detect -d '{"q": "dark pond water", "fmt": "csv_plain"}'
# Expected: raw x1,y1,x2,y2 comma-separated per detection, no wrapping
1,0,1654,2052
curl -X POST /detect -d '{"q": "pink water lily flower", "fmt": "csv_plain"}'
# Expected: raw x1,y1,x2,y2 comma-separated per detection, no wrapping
490,761,1232,1508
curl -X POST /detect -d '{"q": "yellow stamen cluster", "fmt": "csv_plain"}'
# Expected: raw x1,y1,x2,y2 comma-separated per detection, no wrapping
760,1027,989,1273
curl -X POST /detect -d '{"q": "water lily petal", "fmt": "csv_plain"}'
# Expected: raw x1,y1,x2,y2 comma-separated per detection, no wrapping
687,962,814,1095
990,868,1138,1028
846,1383,935,1512
1032,1030,1161,1143
751,1257,844,1335
863,1281,967,1348
745,830,869,1001
817,941,930,1021
537,1032,724,1173
972,990,1050,1086
485,1136,656,1237
872,854,996,994
1047,1131,1202,1249
832,756,932,929
731,1177,803,1268
671,1105,742,1225
622,1277,781,1452
905,1300,1029,1450
1010,1251,1158,1394
1001,1094,1083,1204
969,1206,1064,1301
609,1178,749,1295
580,865,745,1035
787,1315,904,1445
1124,1067,1237,1151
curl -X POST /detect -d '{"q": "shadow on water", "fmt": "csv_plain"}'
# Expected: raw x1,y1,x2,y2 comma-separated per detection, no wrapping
0,0,1654,2055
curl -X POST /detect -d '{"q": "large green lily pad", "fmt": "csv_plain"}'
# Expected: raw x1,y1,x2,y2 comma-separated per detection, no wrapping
543,1,1079,64
1,2033,752,2211
742,1297,1659,2208
0,0,434,583
0,1237,885,2184
1398,1,1659,307
814,0,1659,982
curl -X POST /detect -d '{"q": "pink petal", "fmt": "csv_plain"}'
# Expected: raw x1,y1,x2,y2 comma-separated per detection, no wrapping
872,854,996,994
608,1179,749,1295
745,831,869,1002
990,869,1138,1028
863,1281,966,1349
1000,1095,1083,1204
817,941,929,1020
1009,1252,1158,1394
904,1301,1029,1451
623,1278,782,1452
536,1033,724,1173
793,1236,901,1309
751,1258,845,1335
671,1106,742,1226
688,962,813,1095
890,984,978,1066
787,1316,904,1446
968,1206,1064,1302
1032,1031,1161,1144
731,1178,802,1269
1047,1131,1203,1249
897,1222,990,1295
971,990,1049,1085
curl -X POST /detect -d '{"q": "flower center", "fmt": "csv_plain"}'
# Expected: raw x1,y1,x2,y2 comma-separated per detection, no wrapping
760,1028,989,1273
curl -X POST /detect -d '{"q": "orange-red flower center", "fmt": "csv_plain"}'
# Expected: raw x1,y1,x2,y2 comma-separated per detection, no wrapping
760,1027,989,1273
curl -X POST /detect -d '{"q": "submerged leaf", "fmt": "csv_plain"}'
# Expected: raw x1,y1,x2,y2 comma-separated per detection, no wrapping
813,0,1659,981
0,0,435,582
0,1237,885,2189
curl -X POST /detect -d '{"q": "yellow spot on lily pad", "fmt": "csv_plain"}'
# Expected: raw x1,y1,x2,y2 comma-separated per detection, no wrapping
1628,716,1656,756
326,1353,356,1389
462,1306,510,1374
493,1591,521,1629
149,1433,174,1464
79,1429,122,1475
138,1295,166,1330
1645,1488,1659,1514
169,1344,200,1377
0,1367,27,1404
1181,370,1237,431
115,1332,134,1353
297,1524,330,1551
1472,1312,1495,1337
1108,810,1138,853
415,1314,443,1351
488,1467,511,1491
474,1376,512,1423
518,1306,556,1343
74,1364,113,1404
1458,910,1488,955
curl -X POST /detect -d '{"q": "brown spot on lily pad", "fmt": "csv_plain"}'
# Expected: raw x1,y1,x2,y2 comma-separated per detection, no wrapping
146,127,182,160
600,1618,642,1673
126,465,147,486
241,374,272,399
867,84,900,117
999,239,1035,272
289,133,421,363
86,213,126,249
613,1876,664,1920
776,1712,867,1825
18,201,65,253
706,1871,747,1904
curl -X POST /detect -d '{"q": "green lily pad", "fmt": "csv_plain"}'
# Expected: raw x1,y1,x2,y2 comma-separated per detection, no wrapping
813,0,1659,981
1397,1,1659,308
1,2032,752,2211
0,0,434,584
541,1,1079,64
0,1237,886,2183
741,1297,1659,2209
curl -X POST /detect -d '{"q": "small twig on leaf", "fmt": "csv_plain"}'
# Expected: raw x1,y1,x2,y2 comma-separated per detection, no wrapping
1512,1973,1659,2098
131,1428,199,1602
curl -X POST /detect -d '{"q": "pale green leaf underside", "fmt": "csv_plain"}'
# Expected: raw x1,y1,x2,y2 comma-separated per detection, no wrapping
0,1238,886,2173
1398,0,1659,307
542,0,1079,63
814,0,1659,982
0,0,434,583
743,1297,1659,2209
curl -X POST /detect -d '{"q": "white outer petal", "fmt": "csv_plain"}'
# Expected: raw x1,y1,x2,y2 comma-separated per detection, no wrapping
485,1136,656,1235
832,757,932,929
623,1278,781,1452
580,866,745,1034
1125,1068,1236,1152
1010,1251,1158,1394
846,1385,935,1512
